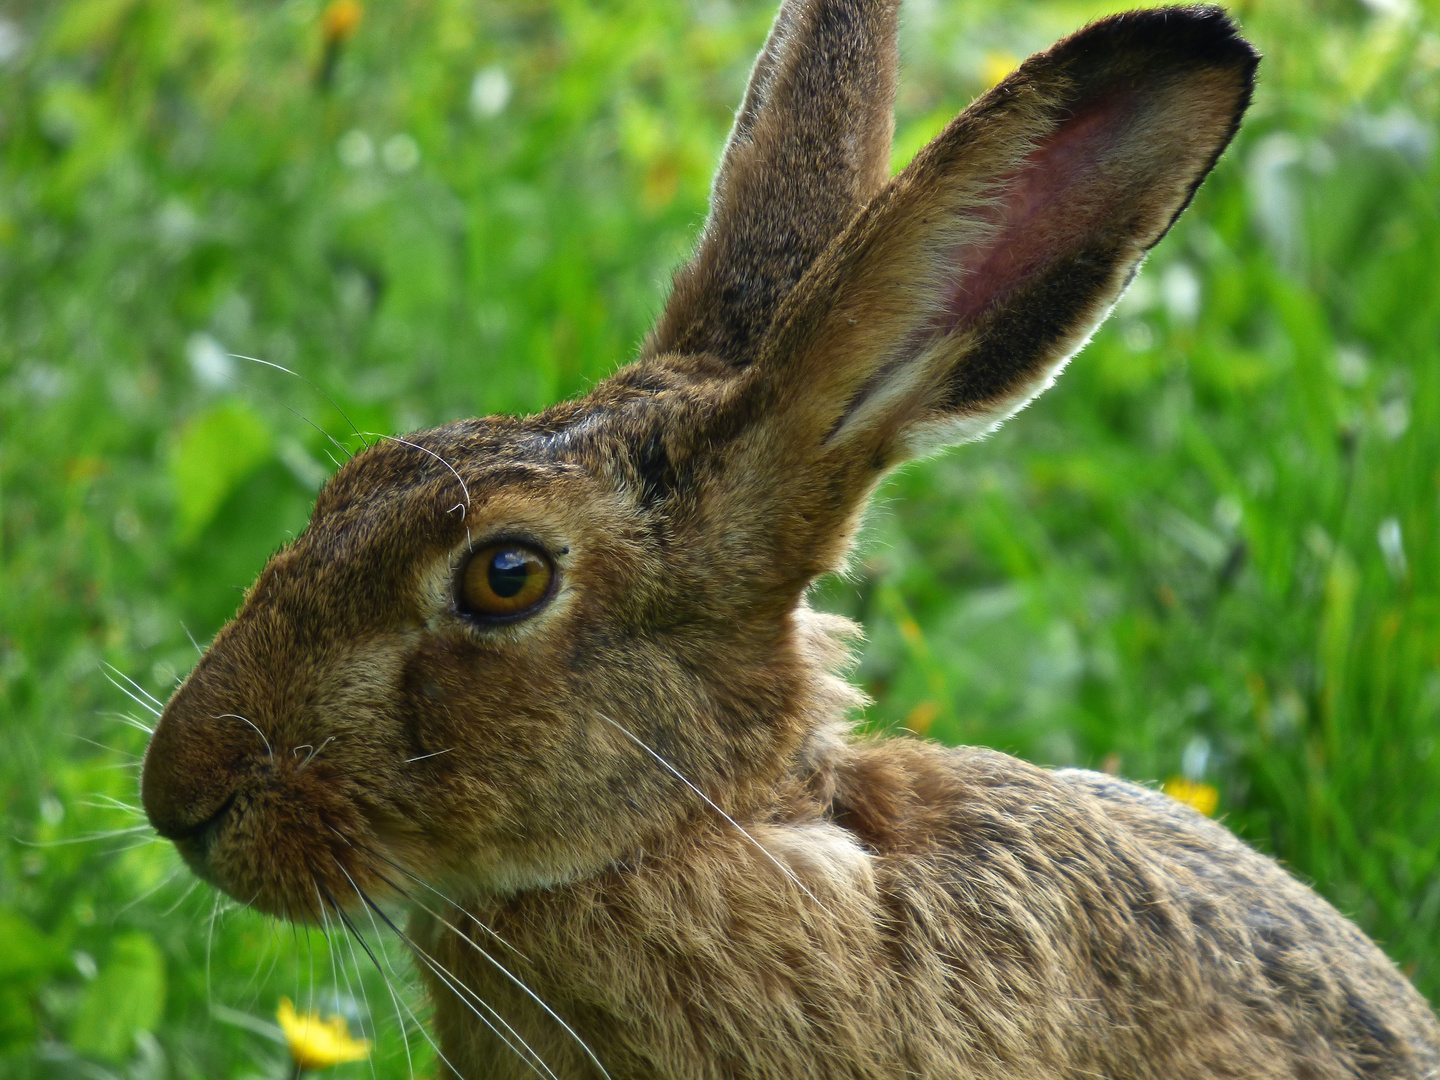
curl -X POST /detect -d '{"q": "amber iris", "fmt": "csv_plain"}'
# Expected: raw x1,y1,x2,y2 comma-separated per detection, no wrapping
461,544,553,617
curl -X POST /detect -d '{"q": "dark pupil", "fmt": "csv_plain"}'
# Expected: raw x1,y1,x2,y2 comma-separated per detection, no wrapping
487,550,531,598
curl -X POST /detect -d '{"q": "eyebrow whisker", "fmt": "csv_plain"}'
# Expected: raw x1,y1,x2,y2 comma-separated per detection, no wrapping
229,352,368,452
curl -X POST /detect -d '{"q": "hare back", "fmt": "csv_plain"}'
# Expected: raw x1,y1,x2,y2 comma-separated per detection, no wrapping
418,740,1440,1080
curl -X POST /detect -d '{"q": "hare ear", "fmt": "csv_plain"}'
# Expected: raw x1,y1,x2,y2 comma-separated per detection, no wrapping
706,7,1257,591
646,0,901,363
762,8,1258,460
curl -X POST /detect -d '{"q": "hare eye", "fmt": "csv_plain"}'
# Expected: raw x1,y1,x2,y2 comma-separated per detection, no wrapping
459,543,554,619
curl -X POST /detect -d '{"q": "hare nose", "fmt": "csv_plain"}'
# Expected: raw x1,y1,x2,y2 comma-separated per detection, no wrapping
141,690,256,846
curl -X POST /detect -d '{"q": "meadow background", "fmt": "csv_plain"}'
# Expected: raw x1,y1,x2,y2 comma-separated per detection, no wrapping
2,0,1439,1075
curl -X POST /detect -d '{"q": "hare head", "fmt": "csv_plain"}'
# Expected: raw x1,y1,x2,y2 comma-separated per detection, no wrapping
142,3,1256,925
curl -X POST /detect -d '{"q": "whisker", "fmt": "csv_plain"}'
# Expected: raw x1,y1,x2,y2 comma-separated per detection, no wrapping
597,713,834,917
302,908,314,1017
215,713,274,761
114,864,187,916
18,824,154,847
327,875,510,1080
240,919,286,1014
224,370,358,465
403,748,454,764
160,875,202,918
71,734,141,760
329,893,452,1080
327,829,519,956
297,736,336,770
315,878,378,1080
345,879,556,1080
79,793,144,815
180,621,206,657
360,861,611,1080
99,675,159,724
366,433,473,548
312,880,346,1032
99,710,157,736
342,877,418,1080
206,890,222,1009
101,662,165,713
97,836,165,856
228,351,368,451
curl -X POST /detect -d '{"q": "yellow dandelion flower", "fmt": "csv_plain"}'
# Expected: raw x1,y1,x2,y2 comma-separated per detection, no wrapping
321,0,364,45
1163,776,1219,817
980,51,1020,89
276,997,371,1073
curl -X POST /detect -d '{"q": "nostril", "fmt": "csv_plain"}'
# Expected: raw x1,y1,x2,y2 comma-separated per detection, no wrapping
150,789,238,845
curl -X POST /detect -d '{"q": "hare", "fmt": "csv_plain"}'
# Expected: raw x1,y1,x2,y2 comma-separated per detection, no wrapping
141,2,1440,1078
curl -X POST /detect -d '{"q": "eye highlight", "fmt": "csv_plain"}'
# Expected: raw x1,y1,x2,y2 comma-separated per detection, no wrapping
459,543,554,619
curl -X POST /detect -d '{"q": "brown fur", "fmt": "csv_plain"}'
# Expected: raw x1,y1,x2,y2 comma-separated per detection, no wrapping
141,4,1440,1078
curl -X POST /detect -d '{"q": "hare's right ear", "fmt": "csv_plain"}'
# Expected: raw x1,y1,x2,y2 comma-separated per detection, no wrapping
704,7,1258,591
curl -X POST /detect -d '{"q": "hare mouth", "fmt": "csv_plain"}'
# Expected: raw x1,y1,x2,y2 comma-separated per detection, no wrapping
152,787,237,845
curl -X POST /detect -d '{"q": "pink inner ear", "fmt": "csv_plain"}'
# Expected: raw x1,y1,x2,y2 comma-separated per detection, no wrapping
932,90,1138,337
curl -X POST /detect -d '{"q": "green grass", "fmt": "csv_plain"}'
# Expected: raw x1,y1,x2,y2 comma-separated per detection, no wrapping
2,0,1439,1076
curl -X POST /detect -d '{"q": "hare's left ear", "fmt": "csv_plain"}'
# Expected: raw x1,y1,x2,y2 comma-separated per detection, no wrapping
701,7,1257,592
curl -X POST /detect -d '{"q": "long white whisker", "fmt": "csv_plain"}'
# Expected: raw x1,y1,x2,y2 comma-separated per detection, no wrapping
364,435,470,511
319,881,378,1080
71,734,141,760
335,894,452,1080
367,434,473,548
206,890,222,1009
229,352,368,451
597,712,835,917
323,875,403,1080
100,672,159,723
313,881,346,1028
18,824,154,847
239,919,287,1014
114,864,187,915
342,888,418,1080
102,662,166,712
368,866,612,1080
79,793,144,815
180,622,206,657
349,883,555,1080
326,828,519,956
159,875,201,918
99,710,157,736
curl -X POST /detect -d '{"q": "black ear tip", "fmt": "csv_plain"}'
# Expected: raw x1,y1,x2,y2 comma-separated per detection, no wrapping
1070,5,1262,79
